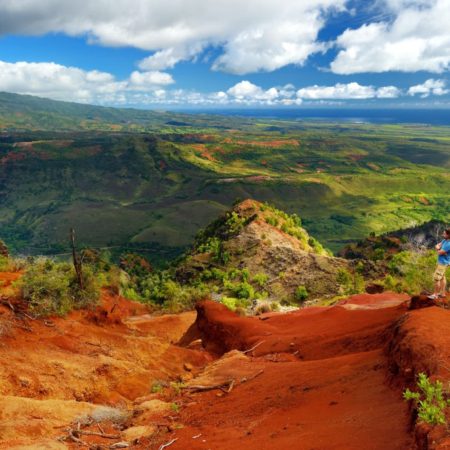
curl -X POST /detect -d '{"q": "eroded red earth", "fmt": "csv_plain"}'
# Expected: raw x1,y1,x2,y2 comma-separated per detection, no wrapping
0,272,448,450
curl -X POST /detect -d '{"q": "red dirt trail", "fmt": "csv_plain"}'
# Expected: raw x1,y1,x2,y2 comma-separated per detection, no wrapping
160,294,449,450
0,271,449,450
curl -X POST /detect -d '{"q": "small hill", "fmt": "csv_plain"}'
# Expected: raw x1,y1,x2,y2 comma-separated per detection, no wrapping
175,199,357,304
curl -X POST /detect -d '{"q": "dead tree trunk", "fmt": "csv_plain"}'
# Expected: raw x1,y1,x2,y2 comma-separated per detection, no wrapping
70,228,84,290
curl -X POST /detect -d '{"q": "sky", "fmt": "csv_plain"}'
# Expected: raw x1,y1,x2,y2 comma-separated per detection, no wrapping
0,0,449,108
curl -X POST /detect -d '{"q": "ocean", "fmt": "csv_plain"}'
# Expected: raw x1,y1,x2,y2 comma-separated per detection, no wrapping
177,108,450,126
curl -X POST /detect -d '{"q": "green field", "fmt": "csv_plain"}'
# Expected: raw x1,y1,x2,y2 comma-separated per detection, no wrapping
0,92,449,264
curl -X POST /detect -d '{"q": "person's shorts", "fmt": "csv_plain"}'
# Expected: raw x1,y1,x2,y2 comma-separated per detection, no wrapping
433,264,448,282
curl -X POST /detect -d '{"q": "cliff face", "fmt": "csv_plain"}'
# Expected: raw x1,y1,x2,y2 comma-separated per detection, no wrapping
176,199,353,302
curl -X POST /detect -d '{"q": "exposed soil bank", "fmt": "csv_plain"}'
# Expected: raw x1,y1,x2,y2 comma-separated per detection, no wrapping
1,272,448,449
165,294,448,450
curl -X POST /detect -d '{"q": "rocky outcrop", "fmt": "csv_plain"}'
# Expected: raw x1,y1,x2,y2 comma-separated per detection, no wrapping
176,199,357,301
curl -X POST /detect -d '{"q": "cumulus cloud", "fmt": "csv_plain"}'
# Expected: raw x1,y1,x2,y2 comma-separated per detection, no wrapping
127,70,174,90
226,81,301,105
408,78,448,97
0,0,346,75
331,0,450,74
296,82,400,99
0,60,174,103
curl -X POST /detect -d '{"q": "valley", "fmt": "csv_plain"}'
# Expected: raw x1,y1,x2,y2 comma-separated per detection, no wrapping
0,93,449,263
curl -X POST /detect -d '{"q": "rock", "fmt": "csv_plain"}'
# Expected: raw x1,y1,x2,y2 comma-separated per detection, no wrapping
18,376,31,387
136,399,172,413
186,339,203,350
122,425,156,441
184,362,193,372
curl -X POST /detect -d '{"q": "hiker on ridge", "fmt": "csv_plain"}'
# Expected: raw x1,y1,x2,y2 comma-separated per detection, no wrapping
428,228,450,300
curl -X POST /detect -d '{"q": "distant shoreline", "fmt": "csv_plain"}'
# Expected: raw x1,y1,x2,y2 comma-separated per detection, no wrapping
174,108,450,126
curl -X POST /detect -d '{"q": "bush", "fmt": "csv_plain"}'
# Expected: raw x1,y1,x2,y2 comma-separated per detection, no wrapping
0,256,13,272
265,216,279,227
404,373,450,425
252,273,269,287
119,253,152,279
225,211,246,234
18,258,100,316
232,281,255,300
294,285,308,302
387,250,437,294
336,268,365,295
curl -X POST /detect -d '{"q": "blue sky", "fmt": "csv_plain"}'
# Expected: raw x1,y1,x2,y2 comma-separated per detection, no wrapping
0,0,449,108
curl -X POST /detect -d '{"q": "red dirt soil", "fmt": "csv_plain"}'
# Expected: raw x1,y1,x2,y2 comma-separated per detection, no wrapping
1,271,449,449
161,294,449,450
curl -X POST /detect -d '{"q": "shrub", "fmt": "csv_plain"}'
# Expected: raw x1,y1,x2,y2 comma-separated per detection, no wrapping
225,211,246,234
294,285,308,302
336,268,365,295
265,216,279,227
0,256,13,272
160,281,209,313
252,273,269,287
221,296,250,312
221,296,238,311
232,281,255,300
403,373,450,425
255,302,271,315
387,250,437,294
119,253,153,279
18,258,100,316
271,301,280,311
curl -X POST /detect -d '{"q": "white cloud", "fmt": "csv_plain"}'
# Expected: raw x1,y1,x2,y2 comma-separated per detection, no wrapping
1,59,444,106
226,81,300,104
211,18,327,75
408,78,448,97
138,45,204,71
296,82,400,99
128,70,174,90
0,0,346,75
331,0,450,74
376,86,401,98
0,60,174,103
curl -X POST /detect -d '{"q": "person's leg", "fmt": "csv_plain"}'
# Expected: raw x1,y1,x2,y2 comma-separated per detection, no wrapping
430,265,444,298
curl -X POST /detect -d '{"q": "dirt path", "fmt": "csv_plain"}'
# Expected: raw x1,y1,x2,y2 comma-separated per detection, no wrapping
172,349,412,450
153,293,414,450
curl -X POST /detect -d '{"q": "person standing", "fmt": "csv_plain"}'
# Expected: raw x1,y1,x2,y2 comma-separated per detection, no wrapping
429,228,450,300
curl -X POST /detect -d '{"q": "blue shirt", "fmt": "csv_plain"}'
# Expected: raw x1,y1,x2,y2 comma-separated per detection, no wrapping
438,239,450,266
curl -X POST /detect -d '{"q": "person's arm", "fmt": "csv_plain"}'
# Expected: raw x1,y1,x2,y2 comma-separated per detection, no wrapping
436,240,443,250
438,241,450,255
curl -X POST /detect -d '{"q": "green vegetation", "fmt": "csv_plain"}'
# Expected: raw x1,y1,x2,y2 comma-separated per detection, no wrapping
336,268,365,295
385,250,438,294
404,373,450,426
294,285,309,302
17,258,100,316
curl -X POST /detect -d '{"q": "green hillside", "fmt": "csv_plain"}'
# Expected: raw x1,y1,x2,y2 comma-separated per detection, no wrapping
0,92,449,264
